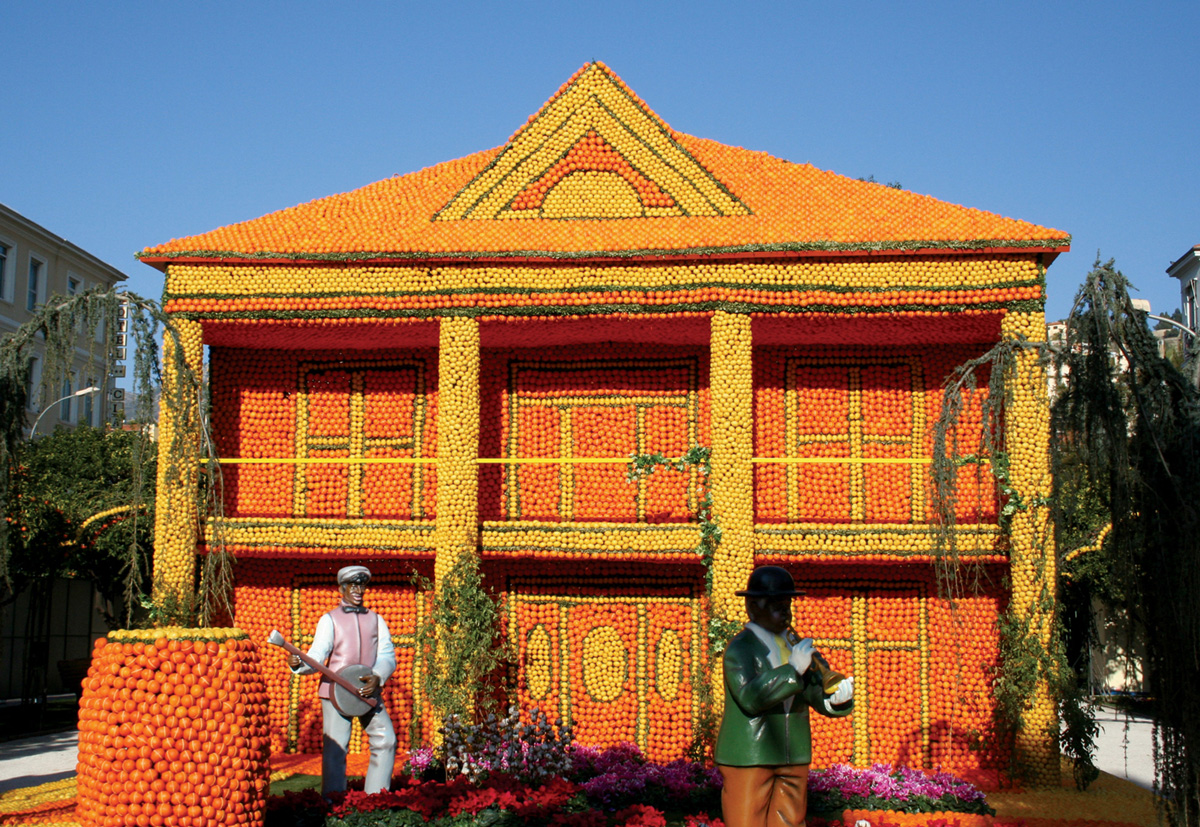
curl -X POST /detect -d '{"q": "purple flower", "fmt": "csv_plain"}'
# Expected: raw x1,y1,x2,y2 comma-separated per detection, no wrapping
807,763,989,813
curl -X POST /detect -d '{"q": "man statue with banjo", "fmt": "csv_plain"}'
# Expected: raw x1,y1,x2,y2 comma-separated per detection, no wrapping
275,565,397,795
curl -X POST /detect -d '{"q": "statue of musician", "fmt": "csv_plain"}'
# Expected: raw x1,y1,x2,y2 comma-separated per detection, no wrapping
715,566,856,827
288,565,396,795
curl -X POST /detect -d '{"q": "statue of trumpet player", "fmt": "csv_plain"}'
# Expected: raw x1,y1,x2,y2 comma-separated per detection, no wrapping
715,566,855,827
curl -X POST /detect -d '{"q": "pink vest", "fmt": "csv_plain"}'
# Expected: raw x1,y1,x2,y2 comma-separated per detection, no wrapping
318,606,379,699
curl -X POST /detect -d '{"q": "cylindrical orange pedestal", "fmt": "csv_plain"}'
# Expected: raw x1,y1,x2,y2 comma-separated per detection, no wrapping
76,628,271,827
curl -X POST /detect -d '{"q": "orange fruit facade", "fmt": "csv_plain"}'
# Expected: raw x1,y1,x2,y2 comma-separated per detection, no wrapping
143,63,1065,782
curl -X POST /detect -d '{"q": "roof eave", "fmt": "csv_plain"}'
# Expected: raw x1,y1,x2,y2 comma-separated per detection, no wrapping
138,239,1071,272
1166,244,1200,278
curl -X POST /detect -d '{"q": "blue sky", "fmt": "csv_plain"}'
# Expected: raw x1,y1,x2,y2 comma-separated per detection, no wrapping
4,1,1197,324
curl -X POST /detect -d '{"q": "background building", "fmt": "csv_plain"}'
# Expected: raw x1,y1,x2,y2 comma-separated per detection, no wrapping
1168,243,1200,334
0,201,126,434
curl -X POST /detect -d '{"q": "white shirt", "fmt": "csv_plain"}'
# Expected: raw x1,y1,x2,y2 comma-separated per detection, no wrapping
291,610,397,683
745,622,853,713
745,621,797,712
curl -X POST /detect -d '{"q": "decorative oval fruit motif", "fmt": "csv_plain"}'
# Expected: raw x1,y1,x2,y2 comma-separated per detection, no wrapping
655,629,684,701
525,624,553,700
582,625,628,702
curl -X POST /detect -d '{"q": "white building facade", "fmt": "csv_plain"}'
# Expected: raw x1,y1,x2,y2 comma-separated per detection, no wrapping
0,202,126,433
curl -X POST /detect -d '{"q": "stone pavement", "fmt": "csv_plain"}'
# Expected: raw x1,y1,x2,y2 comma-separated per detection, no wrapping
0,730,78,793
0,708,1159,795
1091,708,1154,791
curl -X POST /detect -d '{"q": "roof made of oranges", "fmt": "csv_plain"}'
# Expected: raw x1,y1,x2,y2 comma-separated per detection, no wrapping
139,63,1069,268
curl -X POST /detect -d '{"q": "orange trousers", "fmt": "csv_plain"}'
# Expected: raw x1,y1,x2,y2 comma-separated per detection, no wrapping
718,764,810,827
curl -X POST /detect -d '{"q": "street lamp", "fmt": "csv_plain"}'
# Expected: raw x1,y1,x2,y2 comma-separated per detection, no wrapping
30,386,101,436
1131,298,1194,337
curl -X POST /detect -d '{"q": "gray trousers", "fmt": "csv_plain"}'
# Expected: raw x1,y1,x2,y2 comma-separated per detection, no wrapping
320,698,396,795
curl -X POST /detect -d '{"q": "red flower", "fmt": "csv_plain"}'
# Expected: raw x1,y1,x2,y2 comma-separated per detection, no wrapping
614,804,668,827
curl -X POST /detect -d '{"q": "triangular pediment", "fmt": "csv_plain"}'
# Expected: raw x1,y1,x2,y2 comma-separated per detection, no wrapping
435,63,750,221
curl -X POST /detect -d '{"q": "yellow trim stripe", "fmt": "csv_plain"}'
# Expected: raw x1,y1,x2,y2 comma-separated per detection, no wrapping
203,456,983,465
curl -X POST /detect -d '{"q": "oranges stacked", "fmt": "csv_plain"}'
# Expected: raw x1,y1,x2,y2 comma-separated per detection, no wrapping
708,311,755,625
158,257,1047,321
476,343,709,526
139,64,1066,263
789,566,1009,774
506,570,699,763
142,67,1064,778
508,130,676,215
208,348,440,522
752,344,999,534
434,318,481,589
76,628,270,827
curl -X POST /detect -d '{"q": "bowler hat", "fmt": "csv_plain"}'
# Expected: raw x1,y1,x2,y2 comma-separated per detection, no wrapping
735,566,805,598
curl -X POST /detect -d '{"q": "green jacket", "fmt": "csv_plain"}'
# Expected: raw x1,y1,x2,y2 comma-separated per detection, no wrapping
714,627,854,766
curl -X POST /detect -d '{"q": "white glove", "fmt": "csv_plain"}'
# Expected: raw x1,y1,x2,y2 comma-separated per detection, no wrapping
789,637,815,675
823,676,855,711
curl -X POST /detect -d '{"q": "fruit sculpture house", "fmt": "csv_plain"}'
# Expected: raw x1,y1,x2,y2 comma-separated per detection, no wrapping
140,62,1068,784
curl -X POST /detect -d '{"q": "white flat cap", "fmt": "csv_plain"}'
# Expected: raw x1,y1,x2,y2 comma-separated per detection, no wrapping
337,565,372,585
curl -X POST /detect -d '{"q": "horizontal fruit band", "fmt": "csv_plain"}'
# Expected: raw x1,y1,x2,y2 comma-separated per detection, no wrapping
205,456,986,465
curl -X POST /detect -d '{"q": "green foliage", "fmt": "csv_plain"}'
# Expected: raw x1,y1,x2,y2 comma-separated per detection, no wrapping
4,426,156,625
856,174,904,189
0,287,232,628
626,447,724,760
137,573,201,627
1051,258,1200,823
415,553,511,733
439,706,574,783
930,296,1098,787
626,446,718,587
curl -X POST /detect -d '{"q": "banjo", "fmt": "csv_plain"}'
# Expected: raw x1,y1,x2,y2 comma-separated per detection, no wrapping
267,629,380,718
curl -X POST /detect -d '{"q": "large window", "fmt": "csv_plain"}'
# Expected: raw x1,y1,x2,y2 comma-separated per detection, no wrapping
26,356,41,410
27,257,44,311
83,379,95,426
60,379,74,422
0,242,9,302
295,360,432,519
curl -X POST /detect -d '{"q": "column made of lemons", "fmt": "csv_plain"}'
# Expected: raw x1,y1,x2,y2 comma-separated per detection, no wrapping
432,316,481,725
708,311,755,715
1000,308,1058,785
152,315,204,604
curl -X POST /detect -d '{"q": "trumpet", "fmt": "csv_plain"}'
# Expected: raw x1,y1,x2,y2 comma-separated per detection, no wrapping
784,628,848,695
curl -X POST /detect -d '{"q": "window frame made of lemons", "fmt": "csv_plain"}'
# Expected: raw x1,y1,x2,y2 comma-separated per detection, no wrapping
795,578,932,768
292,358,431,520
507,576,701,755
782,355,927,524
503,357,702,522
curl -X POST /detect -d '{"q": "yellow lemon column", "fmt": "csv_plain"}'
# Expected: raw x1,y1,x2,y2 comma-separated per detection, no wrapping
434,316,481,588
709,311,756,711
152,315,204,604
1001,308,1059,785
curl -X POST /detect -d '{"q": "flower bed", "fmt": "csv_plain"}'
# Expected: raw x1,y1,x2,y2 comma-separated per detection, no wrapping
808,764,993,816
263,746,1001,827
